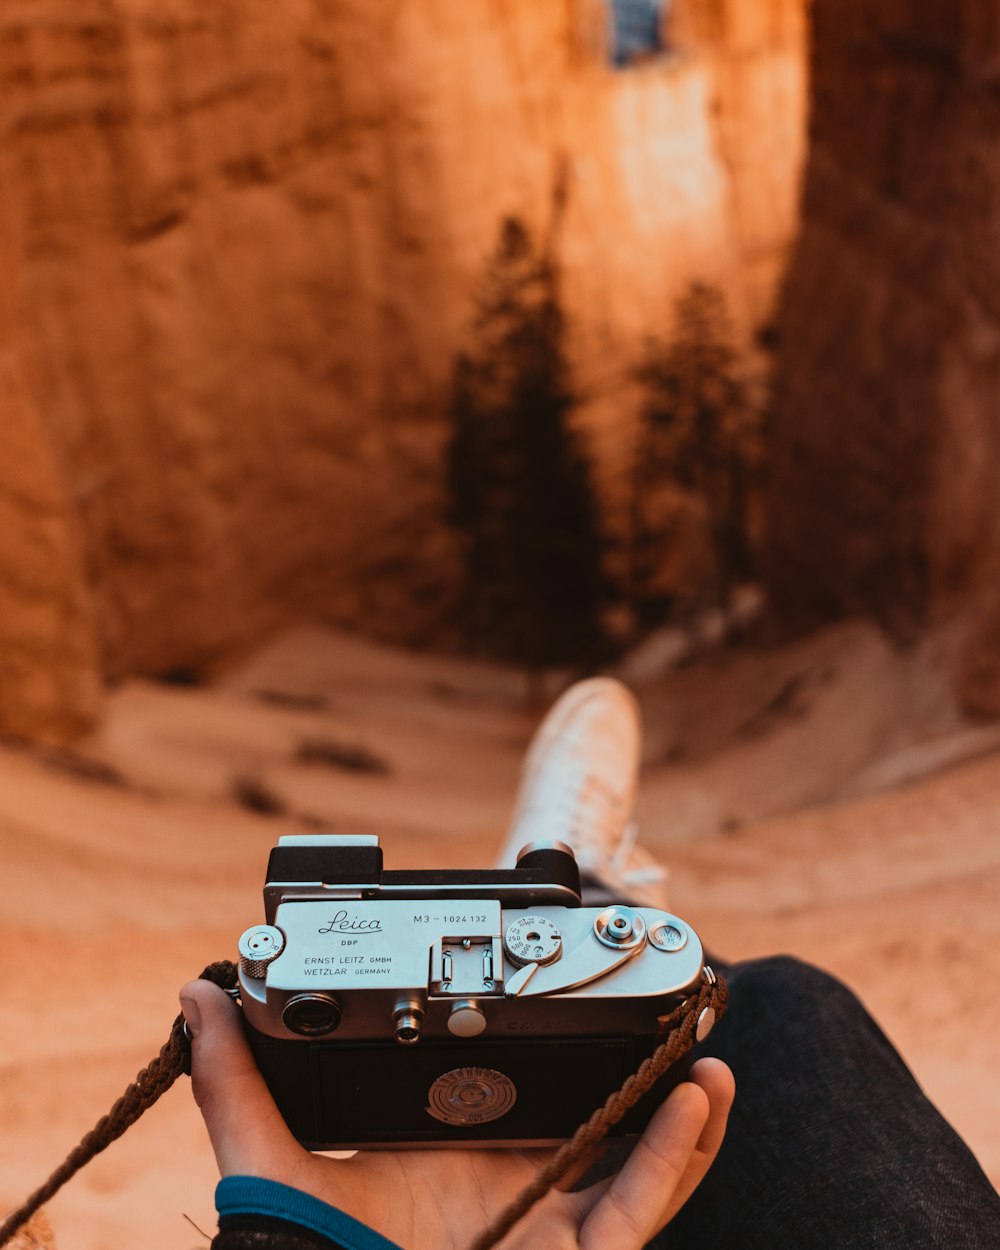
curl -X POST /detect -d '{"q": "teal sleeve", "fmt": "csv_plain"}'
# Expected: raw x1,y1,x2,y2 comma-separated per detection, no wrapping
216,1176,405,1250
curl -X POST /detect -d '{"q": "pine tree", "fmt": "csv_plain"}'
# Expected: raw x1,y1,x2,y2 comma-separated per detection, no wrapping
446,218,607,668
630,282,762,625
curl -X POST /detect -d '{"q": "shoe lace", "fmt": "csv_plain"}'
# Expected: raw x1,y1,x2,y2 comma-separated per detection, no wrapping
611,820,668,890
515,753,667,897
563,783,666,893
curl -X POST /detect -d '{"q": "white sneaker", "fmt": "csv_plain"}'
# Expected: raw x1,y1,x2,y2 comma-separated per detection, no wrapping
496,677,669,910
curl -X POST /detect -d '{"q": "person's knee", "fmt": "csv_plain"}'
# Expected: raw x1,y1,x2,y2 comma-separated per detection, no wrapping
736,952,841,993
725,954,865,1028
701,955,879,1083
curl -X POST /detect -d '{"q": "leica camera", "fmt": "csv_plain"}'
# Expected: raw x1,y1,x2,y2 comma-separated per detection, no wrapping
237,834,709,1148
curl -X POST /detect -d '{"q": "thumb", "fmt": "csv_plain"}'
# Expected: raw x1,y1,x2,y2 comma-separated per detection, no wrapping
180,979,303,1181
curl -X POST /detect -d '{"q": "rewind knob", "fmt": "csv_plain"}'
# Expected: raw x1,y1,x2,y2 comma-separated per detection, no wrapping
238,925,286,979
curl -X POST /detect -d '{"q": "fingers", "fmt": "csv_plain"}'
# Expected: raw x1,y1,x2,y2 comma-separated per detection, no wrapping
688,1059,736,1158
180,979,304,1183
662,1058,735,1219
576,1081,709,1249
574,1059,735,1250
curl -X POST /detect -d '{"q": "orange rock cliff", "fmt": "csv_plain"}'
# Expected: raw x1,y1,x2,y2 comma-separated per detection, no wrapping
766,0,1000,716
0,0,806,740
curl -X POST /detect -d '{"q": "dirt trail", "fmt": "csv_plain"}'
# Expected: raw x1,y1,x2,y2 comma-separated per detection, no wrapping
2,621,997,1248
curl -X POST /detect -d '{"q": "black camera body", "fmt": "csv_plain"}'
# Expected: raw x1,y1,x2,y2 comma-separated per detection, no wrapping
237,835,706,1149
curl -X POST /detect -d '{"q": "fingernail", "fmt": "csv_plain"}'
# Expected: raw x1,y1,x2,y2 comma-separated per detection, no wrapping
180,996,201,1037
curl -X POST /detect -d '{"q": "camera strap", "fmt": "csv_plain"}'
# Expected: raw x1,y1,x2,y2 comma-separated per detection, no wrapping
464,966,728,1250
0,964,727,1250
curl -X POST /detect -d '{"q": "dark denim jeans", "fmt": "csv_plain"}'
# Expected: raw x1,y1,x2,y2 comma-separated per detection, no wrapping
652,954,1000,1249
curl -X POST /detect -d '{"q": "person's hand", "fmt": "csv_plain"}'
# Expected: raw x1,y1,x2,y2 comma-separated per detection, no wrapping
180,980,734,1250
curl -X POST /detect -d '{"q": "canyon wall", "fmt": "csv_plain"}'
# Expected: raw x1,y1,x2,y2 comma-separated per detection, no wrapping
766,0,1000,714
0,197,100,741
0,0,806,739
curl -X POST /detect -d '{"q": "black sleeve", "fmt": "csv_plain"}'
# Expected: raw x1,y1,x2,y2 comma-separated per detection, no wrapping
212,1213,352,1250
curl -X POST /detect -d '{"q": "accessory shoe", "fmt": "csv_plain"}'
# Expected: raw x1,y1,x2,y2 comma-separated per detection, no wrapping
497,677,668,910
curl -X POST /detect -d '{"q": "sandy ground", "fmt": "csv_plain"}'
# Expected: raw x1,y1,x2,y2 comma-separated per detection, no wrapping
2,620,998,1249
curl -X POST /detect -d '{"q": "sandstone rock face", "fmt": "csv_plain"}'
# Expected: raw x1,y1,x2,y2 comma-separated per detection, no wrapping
0,198,100,743
0,362,101,743
766,0,1000,713
0,0,805,736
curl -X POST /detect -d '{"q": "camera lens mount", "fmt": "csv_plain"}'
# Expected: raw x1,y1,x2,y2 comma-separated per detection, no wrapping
282,992,343,1037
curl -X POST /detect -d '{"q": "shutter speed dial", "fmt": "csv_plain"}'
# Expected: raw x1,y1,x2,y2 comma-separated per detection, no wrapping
503,915,562,968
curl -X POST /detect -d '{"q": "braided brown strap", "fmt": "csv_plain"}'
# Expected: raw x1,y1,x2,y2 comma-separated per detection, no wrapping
464,969,728,1250
0,960,239,1248
0,963,726,1250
